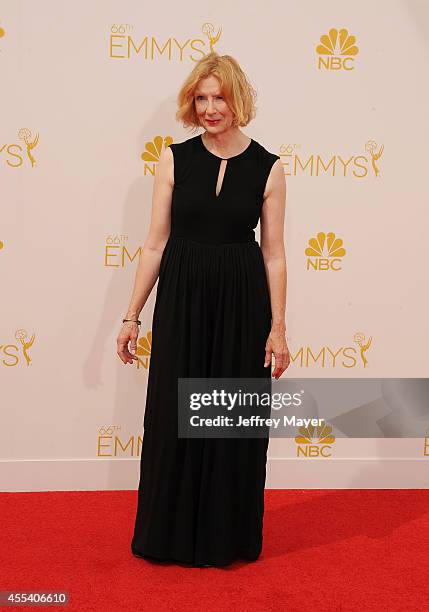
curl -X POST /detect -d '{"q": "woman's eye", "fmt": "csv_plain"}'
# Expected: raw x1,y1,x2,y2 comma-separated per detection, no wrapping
196,96,223,100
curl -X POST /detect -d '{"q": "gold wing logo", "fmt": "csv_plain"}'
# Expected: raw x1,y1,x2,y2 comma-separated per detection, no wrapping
295,424,336,445
141,136,173,162
365,140,384,177
135,330,152,369
18,128,39,167
305,232,346,258
202,23,222,52
316,28,359,56
15,328,35,366
353,332,372,368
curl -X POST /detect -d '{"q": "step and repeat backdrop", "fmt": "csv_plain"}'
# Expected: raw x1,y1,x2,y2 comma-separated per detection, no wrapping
1,1,428,490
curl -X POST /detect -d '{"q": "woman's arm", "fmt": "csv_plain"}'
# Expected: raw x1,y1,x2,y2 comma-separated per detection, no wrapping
123,146,174,319
260,159,290,378
117,145,174,364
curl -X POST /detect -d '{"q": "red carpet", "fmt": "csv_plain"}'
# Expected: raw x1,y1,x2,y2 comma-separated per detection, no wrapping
1,489,428,611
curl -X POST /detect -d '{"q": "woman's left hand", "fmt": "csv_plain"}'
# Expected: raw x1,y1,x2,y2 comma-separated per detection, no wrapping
264,328,291,379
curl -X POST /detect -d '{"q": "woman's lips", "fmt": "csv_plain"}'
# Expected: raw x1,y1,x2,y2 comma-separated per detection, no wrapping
206,119,220,125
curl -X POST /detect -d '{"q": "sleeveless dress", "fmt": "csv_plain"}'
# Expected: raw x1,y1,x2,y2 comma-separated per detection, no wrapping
131,133,280,567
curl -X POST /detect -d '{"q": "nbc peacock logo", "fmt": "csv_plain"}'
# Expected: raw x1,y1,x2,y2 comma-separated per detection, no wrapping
316,27,359,70
305,232,346,271
109,22,222,60
135,330,152,370
295,423,336,457
0,21,5,46
141,135,173,177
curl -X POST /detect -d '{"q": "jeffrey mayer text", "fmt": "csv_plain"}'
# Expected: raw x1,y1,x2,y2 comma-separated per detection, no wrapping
190,416,325,428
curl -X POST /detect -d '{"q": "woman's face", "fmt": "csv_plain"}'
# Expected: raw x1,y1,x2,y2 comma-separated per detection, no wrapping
194,76,235,133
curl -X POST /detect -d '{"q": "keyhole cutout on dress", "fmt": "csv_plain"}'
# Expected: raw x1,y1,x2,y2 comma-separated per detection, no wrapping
215,159,228,198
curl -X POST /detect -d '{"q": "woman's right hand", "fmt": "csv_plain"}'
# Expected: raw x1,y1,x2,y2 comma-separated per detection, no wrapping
117,321,140,365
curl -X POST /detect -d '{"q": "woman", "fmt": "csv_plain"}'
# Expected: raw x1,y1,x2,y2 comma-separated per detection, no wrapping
117,52,290,567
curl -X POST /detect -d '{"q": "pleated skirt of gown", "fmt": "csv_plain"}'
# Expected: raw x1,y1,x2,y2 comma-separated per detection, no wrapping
131,234,272,567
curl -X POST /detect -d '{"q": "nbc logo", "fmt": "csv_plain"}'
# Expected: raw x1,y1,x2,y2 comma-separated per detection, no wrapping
141,135,173,176
305,232,346,271
135,330,152,370
295,424,336,457
316,28,359,70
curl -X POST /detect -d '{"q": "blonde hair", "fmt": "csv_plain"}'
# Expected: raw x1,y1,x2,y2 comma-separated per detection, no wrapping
175,52,257,133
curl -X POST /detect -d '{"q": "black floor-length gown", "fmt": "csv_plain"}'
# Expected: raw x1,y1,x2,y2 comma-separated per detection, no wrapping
131,133,280,567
